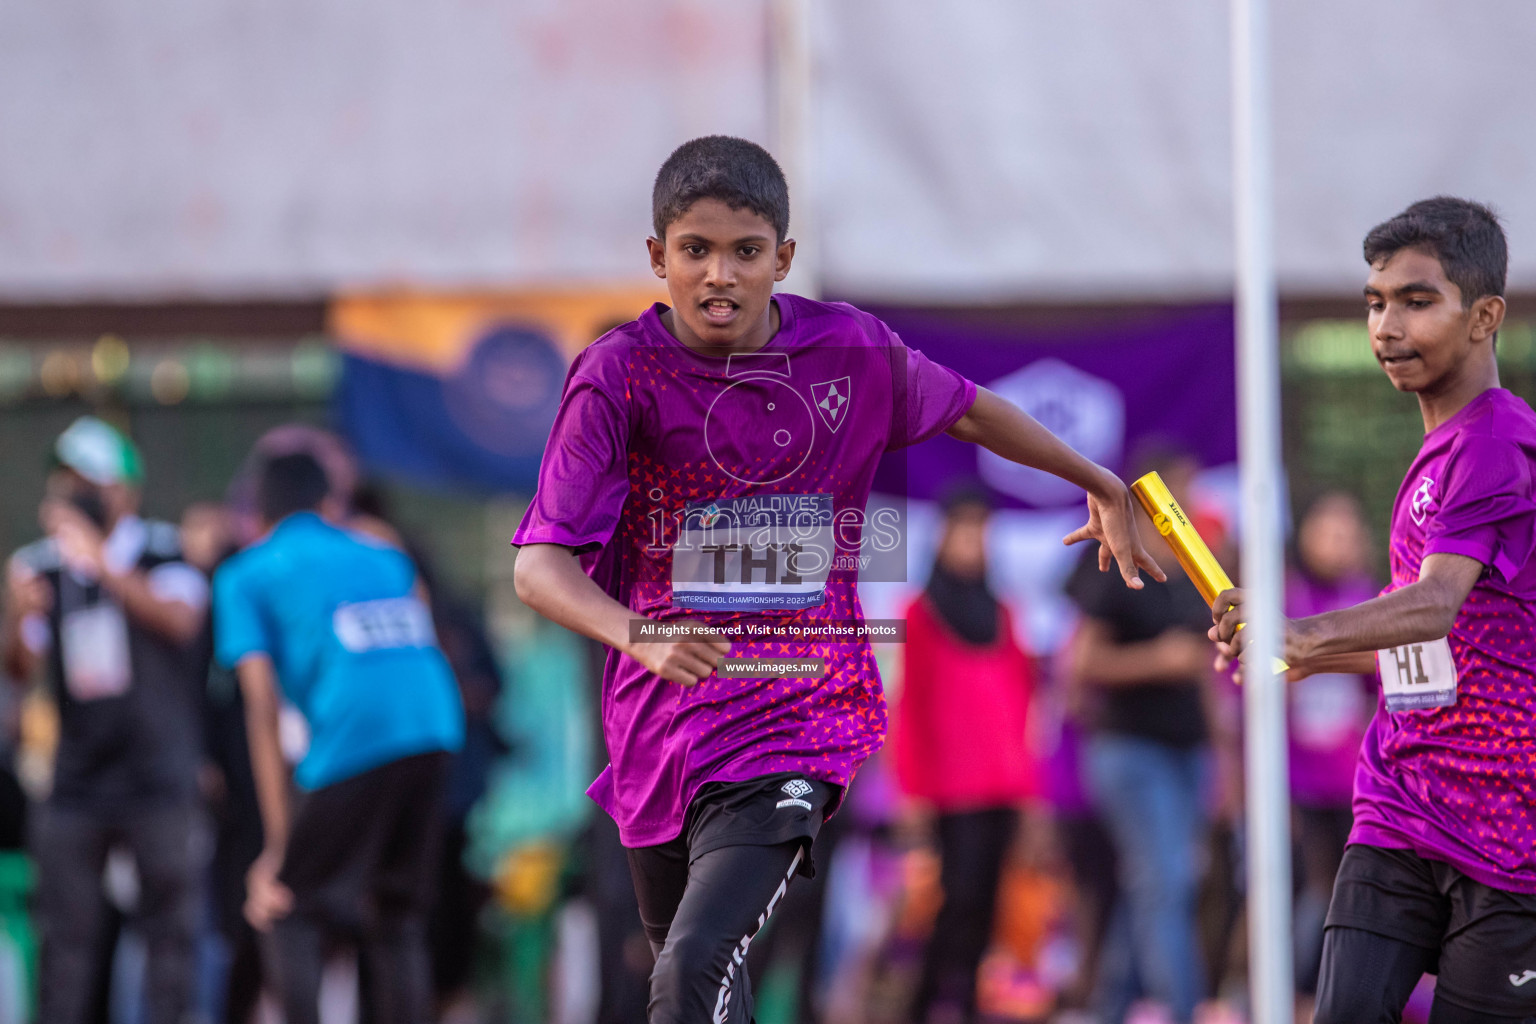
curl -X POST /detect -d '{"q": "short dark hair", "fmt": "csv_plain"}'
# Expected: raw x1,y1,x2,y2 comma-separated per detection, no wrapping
652,136,790,242
1363,197,1507,306
258,452,329,524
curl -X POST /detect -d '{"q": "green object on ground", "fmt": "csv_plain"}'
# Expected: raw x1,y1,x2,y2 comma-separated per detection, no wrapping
0,852,37,1023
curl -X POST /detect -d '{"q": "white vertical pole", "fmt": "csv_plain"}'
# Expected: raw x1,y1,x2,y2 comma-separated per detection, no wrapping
770,0,818,299
1231,1,1293,1022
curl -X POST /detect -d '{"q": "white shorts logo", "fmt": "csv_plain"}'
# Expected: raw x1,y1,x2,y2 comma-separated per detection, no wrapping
776,778,814,810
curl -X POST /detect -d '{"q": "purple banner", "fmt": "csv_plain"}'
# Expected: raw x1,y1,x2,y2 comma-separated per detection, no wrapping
866,304,1237,507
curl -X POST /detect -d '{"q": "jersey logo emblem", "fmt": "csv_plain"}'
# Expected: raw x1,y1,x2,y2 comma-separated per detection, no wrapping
1410,475,1436,526
1512,970,1536,987
810,377,851,433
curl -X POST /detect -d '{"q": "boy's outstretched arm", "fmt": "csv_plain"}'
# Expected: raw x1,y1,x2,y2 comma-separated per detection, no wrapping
946,386,1165,589
514,544,731,686
1211,552,1483,671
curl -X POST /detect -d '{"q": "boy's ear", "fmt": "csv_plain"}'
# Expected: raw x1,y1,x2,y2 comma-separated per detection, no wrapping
774,238,796,283
1470,294,1507,343
647,237,667,280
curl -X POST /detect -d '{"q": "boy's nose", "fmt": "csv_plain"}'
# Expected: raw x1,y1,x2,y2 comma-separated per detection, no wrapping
703,256,735,287
1373,309,1404,341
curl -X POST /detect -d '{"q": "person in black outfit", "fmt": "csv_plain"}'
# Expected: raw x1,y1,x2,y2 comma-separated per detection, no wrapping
1063,448,1215,1024
1,417,209,1024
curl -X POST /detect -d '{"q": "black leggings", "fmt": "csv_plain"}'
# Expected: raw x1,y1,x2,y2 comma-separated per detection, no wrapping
628,839,807,1024
1315,927,1536,1024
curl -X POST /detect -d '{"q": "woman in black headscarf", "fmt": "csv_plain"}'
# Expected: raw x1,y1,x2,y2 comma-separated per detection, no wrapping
896,487,1039,1024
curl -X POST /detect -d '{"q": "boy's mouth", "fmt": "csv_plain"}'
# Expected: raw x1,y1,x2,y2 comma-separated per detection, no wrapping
700,297,740,326
1378,350,1419,367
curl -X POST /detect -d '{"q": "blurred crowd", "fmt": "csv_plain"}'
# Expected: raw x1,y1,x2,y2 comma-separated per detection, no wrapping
0,418,1391,1024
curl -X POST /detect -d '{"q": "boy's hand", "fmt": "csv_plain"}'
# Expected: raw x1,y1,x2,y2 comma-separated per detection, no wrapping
1210,587,1248,659
244,849,294,932
628,620,732,686
1210,587,1309,675
1063,470,1166,590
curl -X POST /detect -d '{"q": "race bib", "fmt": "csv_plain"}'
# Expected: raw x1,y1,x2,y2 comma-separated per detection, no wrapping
671,494,833,611
1376,637,1458,713
333,597,436,653
61,603,132,701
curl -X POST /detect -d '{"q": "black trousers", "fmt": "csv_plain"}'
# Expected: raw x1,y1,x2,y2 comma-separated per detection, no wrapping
269,751,449,1024
32,799,201,1024
910,806,1019,1024
626,773,836,1024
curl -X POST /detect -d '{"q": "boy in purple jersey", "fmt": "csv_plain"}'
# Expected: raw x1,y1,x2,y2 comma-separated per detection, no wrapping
512,136,1162,1024
1214,197,1536,1024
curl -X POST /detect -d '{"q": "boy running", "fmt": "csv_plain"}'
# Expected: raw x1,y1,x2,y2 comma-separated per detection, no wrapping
512,135,1160,1023
1214,197,1536,1023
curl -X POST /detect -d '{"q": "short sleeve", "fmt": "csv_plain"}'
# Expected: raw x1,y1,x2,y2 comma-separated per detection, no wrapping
1424,436,1536,583
883,324,977,451
213,562,271,668
512,376,631,551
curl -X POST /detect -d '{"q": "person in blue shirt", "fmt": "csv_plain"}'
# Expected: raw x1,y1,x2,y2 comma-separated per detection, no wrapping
214,451,463,1024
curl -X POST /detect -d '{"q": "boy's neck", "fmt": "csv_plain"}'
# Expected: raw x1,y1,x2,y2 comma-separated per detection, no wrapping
663,298,782,357
1417,351,1500,434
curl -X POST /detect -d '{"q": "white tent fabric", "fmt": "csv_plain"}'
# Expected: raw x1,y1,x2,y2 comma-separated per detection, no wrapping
1,0,1532,300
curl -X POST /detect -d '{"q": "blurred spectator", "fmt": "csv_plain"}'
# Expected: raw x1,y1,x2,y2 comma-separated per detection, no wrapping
224,426,363,548
1036,640,1120,1017
1,416,209,1024
1284,492,1378,1006
895,487,1038,1024
212,452,464,1024
1064,448,1213,1024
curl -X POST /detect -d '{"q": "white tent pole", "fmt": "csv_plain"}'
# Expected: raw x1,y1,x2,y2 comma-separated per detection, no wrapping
1232,0,1293,1021
770,0,818,299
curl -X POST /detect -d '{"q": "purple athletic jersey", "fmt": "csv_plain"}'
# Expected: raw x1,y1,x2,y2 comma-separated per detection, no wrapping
513,296,976,847
1352,388,1536,892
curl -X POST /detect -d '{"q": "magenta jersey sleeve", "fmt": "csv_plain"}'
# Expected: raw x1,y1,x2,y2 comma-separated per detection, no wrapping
512,375,630,552
1423,433,1536,585
883,325,977,450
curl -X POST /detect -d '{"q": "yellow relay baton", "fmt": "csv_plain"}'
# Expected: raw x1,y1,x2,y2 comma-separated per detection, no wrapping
1130,471,1288,675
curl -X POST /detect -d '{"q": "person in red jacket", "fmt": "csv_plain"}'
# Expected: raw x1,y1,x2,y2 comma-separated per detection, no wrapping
896,487,1038,1024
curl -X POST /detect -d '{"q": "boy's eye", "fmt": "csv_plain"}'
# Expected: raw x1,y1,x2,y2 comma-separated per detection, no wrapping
739,246,760,258
1407,299,1431,309
684,245,706,257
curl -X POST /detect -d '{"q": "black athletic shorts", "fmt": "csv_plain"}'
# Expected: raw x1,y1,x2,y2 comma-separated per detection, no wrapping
280,750,451,931
681,772,839,876
1325,843,1536,1017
